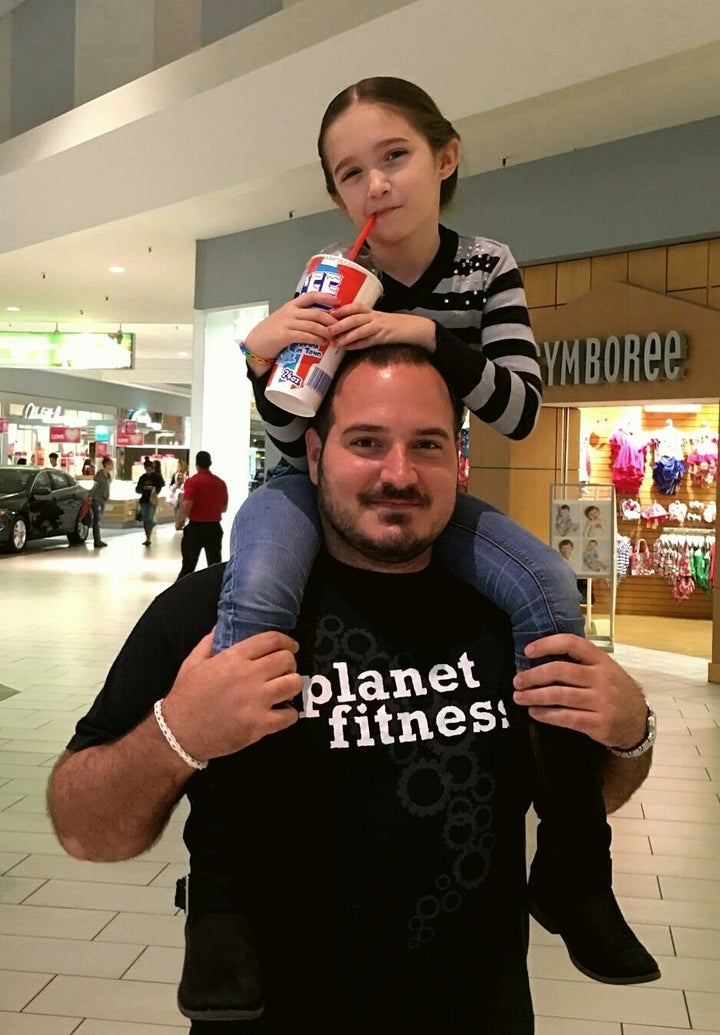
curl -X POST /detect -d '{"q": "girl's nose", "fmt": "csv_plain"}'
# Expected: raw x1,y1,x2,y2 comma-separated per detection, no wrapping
367,169,390,197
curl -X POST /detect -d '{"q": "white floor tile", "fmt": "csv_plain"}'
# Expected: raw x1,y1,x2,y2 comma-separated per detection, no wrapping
0,932,143,978
73,1020,189,1033
26,974,181,1026
687,990,720,1030
8,854,167,886
122,945,183,983
24,879,176,914
532,976,688,1026
0,1011,79,1034
0,969,54,1010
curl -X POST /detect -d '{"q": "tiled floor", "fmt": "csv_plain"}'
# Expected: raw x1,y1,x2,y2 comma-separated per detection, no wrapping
1,524,720,1033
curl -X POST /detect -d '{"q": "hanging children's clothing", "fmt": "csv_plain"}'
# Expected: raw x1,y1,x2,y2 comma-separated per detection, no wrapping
609,427,649,495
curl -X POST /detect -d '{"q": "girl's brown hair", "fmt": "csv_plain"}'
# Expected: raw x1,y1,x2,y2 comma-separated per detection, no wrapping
317,77,460,209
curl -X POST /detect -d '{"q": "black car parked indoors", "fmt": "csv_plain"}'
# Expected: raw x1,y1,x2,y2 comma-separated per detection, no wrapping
0,465,90,553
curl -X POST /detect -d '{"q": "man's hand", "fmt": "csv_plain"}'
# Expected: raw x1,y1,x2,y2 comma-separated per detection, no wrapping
161,630,303,763
512,634,648,750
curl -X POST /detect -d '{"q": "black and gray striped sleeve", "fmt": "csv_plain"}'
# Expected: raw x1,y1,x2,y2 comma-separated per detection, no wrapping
425,241,542,441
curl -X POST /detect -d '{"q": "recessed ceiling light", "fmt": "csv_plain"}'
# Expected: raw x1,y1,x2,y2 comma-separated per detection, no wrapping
178,351,189,358
108,265,125,274
6,305,20,311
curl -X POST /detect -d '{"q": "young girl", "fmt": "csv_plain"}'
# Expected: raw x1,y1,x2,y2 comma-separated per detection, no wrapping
186,77,657,1021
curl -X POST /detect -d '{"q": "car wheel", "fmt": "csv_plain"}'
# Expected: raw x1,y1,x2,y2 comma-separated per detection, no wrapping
67,517,90,545
9,516,28,553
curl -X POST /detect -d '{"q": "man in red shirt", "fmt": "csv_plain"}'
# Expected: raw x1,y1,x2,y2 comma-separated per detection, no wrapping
175,450,228,580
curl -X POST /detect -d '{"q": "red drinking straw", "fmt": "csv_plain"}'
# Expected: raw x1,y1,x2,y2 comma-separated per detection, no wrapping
346,214,377,261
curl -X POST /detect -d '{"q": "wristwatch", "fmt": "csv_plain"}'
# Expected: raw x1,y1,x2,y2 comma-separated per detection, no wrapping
609,701,656,758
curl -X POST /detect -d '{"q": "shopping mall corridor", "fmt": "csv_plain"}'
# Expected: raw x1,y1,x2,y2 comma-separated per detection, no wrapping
1,525,720,1033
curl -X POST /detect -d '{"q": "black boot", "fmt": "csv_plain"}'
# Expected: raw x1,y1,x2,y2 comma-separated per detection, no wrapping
526,720,660,984
175,876,264,1021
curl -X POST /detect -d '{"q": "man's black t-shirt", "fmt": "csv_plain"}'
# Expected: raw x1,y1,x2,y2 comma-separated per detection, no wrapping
68,555,534,1033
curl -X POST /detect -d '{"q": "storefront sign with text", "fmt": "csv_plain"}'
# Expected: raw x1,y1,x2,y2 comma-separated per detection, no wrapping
49,426,82,443
538,330,686,386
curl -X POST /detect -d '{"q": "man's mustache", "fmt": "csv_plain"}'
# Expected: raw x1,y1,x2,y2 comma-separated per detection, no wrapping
357,486,431,507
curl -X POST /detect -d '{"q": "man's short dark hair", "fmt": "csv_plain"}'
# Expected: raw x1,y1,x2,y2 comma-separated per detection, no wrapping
101,457,113,468
311,344,466,442
49,452,59,461
196,450,212,469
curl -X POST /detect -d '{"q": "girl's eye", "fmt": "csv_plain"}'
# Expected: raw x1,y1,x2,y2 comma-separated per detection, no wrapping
386,148,408,162
340,167,361,183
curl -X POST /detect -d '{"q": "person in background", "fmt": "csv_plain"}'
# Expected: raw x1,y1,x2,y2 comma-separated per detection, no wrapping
15,456,27,465
170,458,190,513
175,450,228,580
90,457,113,549
48,452,59,468
82,458,96,477
135,459,165,547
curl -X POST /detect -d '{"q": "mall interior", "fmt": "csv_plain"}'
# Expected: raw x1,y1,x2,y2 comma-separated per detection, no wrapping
2,1,720,1031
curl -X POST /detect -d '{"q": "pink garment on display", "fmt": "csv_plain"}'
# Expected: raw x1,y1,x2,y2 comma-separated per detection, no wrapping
609,428,649,495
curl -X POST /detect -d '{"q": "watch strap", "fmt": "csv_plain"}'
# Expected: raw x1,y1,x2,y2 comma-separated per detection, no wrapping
609,703,656,758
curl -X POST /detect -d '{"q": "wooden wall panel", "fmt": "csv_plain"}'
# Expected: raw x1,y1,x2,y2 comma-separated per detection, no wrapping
591,252,628,288
710,239,720,286
667,241,709,291
557,258,591,303
627,247,666,292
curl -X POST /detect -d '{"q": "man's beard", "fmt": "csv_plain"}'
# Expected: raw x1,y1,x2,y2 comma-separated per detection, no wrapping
317,465,438,564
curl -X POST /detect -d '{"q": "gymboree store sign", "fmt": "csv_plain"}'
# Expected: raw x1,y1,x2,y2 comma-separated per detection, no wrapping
538,330,685,386
0,330,134,370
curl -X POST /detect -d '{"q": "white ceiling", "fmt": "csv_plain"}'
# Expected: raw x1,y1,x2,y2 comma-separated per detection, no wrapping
1,0,720,393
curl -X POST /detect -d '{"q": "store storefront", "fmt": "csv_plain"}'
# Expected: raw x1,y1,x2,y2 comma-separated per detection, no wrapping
468,237,720,679
0,372,191,527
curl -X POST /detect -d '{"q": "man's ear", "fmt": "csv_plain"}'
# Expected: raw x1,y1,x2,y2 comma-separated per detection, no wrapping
439,138,459,182
305,427,322,485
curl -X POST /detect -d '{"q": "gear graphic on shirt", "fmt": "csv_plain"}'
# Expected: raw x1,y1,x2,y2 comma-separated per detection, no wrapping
453,838,494,889
398,758,452,817
313,614,345,660
341,626,380,660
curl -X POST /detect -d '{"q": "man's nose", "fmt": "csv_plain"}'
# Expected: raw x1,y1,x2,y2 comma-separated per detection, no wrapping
380,444,417,485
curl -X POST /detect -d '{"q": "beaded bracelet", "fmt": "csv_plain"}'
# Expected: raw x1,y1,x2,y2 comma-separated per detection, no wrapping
153,699,208,771
238,341,272,365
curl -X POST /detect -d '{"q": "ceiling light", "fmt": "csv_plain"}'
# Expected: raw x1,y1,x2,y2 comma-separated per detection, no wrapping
178,351,189,358
108,265,125,274
6,306,20,312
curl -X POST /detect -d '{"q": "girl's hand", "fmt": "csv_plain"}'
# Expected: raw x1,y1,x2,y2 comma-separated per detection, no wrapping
243,293,341,370
328,306,436,353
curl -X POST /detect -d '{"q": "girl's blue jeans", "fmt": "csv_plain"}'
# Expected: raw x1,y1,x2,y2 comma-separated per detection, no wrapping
213,471,584,667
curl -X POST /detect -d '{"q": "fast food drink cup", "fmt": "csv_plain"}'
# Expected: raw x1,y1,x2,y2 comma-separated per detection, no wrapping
264,253,383,418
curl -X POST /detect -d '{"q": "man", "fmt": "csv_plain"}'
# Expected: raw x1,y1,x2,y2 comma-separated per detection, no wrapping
89,456,113,548
47,346,652,1033
175,449,228,579
48,451,59,467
